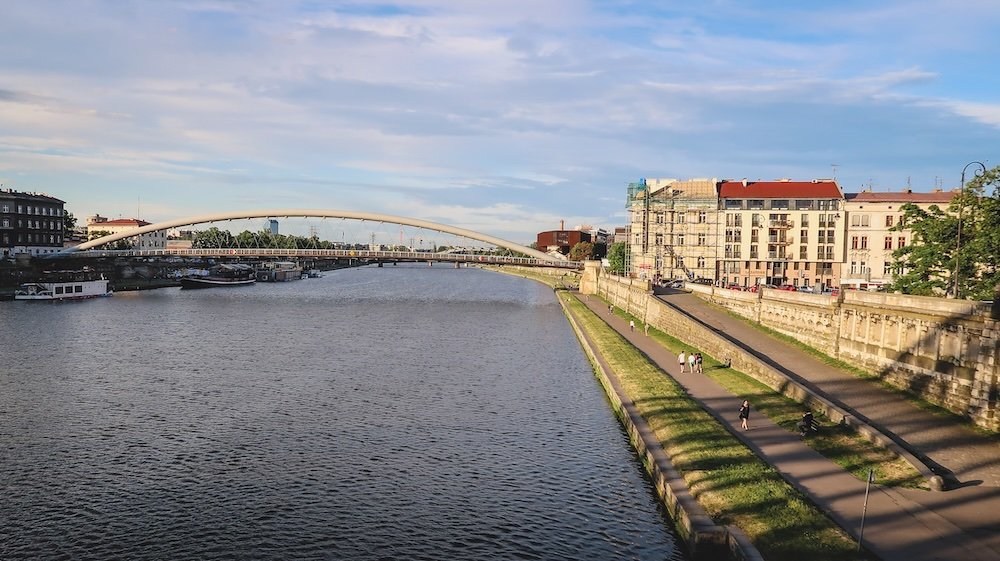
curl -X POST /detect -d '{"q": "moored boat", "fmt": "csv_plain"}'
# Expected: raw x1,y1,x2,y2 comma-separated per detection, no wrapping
180,263,257,289
15,279,113,301
256,261,302,282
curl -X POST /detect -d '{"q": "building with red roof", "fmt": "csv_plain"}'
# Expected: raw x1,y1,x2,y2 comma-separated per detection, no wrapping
86,214,166,250
718,179,845,290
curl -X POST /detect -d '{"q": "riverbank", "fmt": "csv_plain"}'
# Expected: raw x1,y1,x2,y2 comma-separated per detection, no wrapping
490,267,867,561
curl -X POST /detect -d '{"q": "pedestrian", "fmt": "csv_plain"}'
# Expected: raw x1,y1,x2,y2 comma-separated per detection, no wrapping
739,399,750,431
609,304,613,314
644,323,649,336
678,350,687,373
629,320,635,332
695,353,703,374
688,352,696,373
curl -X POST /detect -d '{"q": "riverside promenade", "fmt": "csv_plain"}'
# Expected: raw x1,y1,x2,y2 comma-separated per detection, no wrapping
576,293,1000,561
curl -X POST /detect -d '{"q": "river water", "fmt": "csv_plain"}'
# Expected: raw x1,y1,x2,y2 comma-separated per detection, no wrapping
0,264,686,560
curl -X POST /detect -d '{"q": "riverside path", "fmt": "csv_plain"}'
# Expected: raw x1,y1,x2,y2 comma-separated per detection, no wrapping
576,293,1000,561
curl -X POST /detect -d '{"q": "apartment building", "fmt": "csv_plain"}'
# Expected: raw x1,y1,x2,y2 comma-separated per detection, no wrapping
0,189,65,258
718,179,845,289
842,188,958,290
627,178,720,282
86,215,167,250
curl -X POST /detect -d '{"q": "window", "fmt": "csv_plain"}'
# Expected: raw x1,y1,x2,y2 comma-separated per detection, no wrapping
1,204,7,212
750,245,759,259
799,229,808,243
796,200,814,210
885,236,892,250
55,286,64,295
677,213,686,224
748,200,765,210
655,234,663,246
861,236,868,250
677,234,685,246
772,200,789,210
751,230,759,243
885,215,894,227
799,245,808,259
698,211,707,223
852,236,859,249
675,257,684,268
697,257,706,268
827,230,835,244
725,200,742,210
850,261,858,275
898,237,906,248
818,230,827,244
1,218,7,228
884,261,892,275
697,233,706,245
849,214,870,227
800,214,809,227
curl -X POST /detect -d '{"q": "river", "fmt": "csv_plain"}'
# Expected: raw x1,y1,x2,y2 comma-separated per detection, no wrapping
0,264,686,560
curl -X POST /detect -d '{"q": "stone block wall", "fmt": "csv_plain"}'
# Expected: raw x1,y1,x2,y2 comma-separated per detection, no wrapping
580,266,1000,431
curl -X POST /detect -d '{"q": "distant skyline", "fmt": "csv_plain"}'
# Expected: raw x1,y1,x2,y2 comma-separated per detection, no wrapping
2,1,999,243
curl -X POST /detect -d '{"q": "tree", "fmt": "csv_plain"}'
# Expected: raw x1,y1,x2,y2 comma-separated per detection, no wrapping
886,203,957,296
888,165,1000,299
63,210,77,231
192,227,234,248
568,241,595,260
88,229,135,250
606,242,627,275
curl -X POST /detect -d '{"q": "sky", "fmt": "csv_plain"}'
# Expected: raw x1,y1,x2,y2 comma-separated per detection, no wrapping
2,0,999,244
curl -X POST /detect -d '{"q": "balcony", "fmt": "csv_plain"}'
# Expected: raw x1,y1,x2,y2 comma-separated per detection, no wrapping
768,236,793,245
769,219,794,229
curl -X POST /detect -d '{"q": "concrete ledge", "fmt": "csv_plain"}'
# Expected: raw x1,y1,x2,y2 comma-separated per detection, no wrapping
558,295,761,561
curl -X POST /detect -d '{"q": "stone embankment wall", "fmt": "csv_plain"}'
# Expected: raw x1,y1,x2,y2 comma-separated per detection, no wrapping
584,262,1000,432
558,291,762,561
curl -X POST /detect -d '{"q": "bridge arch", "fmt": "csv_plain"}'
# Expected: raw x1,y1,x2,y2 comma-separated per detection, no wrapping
64,209,560,262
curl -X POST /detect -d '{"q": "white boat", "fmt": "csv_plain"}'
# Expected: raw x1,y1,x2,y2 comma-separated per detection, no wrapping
15,279,113,301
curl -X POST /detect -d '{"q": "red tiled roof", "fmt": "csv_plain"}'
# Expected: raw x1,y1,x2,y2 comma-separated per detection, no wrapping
719,180,842,199
95,219,151,227
845,190,958,203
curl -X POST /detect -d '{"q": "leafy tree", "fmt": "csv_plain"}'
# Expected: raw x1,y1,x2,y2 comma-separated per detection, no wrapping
568,241,595,260
606,242,627,275
192,227,234,248
887,204,957,296
888,165,1000,299
63,210,77,231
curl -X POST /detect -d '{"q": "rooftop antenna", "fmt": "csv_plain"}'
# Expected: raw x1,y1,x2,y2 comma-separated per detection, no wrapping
906,176,911,191
831,164,840,181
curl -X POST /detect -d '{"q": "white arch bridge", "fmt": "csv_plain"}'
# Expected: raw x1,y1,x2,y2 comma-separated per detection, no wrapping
57,209,582,270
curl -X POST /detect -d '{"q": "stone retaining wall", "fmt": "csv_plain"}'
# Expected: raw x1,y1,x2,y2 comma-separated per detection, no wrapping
679,281,1000,432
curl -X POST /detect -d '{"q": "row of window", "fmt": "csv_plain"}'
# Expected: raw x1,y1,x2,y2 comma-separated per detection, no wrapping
1,233,62,245
723,244,837,260
0,218,62,230
724,213,839,228
847,236,909,250
847,261,905,276
850,214,902,228
0,204,62,216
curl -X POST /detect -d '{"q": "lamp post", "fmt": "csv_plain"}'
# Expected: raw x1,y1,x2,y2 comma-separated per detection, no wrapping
954,161,987,299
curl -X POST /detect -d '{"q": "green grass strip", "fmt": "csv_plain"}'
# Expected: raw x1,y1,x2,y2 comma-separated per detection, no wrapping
562,293,870,561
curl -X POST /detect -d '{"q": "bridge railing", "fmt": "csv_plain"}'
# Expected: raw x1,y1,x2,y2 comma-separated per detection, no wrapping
67,248,583,269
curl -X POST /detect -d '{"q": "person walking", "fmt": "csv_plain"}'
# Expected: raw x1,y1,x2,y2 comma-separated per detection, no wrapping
644,323,650,336
629,320,635,332
677,350,687,373
739,400,750,431
688,352,696,374
695,353,703,374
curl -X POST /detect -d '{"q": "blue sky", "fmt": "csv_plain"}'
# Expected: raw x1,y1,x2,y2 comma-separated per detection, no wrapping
1,0,999,243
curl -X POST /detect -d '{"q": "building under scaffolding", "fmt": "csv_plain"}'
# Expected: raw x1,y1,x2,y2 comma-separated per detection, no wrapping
626,178,721,282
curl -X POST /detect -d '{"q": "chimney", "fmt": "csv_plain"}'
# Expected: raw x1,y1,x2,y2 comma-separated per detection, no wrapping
560,219,565,231
741,178,748,187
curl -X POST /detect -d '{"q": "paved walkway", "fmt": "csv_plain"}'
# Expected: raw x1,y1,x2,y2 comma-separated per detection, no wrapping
575,294,1000,561
656,290,1000,488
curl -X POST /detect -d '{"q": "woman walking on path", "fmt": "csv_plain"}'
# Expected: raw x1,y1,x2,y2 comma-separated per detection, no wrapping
739,400,750,431
695,353,703,374
688,352,696,373
677,351,687,373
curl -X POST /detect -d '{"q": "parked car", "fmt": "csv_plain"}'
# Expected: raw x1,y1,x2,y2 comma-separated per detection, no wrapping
727,284,745,291
692,277,713,285
668,280,685,289
797,286,815,293
777,285,798,291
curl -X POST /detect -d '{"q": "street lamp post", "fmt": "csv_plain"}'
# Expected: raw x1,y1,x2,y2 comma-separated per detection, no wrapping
954,161,987,299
